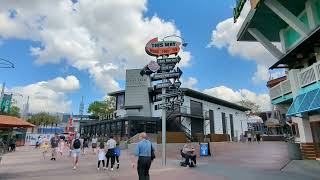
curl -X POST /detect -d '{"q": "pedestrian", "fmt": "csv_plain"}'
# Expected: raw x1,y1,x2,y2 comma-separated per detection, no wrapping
114,143,121,169
71,133,82,170
50,133,59,160
35,136,42,149
41,140,50,159
9,136,16,152
247,133,252,143
82,136,89,154
97,143,106,170
58,138,65,156
91,135,98,154
256,133,261,144
105,135,116,171
133,132,155,180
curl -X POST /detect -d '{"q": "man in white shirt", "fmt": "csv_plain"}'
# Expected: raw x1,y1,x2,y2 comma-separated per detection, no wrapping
106,135,117,171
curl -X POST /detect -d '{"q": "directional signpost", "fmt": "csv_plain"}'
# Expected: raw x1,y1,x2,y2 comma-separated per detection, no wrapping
144,36,186,166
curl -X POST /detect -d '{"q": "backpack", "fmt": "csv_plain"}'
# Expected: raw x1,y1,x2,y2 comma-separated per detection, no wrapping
73,139,81,149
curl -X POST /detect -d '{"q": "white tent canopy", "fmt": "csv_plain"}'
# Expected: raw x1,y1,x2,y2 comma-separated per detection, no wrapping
247,115,263,123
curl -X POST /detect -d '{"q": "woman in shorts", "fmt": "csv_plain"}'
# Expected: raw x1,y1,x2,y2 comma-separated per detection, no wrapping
91,136,98,154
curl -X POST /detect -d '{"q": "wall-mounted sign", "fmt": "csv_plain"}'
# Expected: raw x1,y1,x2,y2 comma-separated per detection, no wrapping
147,60,160,72
152,67,182,81
145,37,181,57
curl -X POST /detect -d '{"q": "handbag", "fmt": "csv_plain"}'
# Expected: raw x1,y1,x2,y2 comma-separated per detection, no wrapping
151,143,155,161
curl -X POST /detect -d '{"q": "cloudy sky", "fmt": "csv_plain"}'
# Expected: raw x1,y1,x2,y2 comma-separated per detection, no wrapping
0,0,276,114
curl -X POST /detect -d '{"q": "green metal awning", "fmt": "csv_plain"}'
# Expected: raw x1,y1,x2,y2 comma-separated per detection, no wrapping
287,88,320,116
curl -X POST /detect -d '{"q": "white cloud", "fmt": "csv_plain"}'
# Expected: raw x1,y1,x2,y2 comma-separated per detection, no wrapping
208,2,278,83
8,76,80,113
203,86,271,111
182,77,198,89
0,0,191,93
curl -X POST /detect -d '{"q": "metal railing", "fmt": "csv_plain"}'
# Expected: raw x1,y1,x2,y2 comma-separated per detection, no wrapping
298,61,320,87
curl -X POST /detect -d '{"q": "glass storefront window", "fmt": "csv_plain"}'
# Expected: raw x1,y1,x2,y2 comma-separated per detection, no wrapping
117,95,125,110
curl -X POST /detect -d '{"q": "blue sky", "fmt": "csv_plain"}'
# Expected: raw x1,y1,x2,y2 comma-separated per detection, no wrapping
0,0,273,114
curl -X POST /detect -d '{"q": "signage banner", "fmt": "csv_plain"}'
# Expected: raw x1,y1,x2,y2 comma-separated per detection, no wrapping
0,94,12,113
160,64,176,72
157,56,181,64
145,38,181,57
152,67,182,81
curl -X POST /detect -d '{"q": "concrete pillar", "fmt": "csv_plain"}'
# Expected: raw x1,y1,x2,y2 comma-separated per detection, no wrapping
294,116,314,143
306,0,318,30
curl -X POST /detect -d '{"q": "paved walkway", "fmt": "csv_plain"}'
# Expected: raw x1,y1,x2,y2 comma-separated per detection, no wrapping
0,142,319,180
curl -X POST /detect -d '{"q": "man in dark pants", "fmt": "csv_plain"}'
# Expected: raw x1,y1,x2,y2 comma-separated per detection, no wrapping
133,132,154,180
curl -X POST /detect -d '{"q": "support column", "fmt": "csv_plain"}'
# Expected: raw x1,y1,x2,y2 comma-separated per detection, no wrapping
294,116,316,159
248,28,283,59
264,0,309,37
306,0,318,30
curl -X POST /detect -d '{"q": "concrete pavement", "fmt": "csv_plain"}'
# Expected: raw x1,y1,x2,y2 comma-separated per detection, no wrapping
0,142,319,180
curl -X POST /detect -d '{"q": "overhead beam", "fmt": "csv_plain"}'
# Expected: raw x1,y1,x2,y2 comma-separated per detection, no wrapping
248,28,284,59
264,0,309,37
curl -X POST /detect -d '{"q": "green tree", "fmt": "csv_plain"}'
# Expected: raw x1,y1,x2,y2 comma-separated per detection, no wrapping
87,96,116,120
237,100,261,114
0,106,21,118
27,112,60,126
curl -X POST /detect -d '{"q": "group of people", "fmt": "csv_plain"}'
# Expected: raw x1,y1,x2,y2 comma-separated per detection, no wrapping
37,133,122,171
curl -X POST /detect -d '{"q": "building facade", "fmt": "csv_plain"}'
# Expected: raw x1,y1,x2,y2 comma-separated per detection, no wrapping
237,0,320,159
81,69,249,142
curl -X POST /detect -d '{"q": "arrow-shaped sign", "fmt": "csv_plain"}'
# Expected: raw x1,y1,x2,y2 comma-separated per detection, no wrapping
160,64,176,72
156,91,182,99
157,56,181,64
152,67,183,81
154,80,182,89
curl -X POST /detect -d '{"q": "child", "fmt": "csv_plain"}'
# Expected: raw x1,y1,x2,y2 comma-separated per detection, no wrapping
97,143,106,170
114,143,120,169
41,141,50,159
58,138,65,156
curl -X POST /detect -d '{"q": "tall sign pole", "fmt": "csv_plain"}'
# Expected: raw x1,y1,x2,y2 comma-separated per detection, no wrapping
161,76,166,166
144,36,186,166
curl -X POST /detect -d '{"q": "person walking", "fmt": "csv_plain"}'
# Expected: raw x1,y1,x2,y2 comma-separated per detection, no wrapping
82,137,89,154
71,134,82,170
41,140,50,159
50,133,59,160
91,136,98,154
133,132,155,180
97,143,106,170
114,143,121,169
58,138,65,156
256,133,261,144
105,135,117,171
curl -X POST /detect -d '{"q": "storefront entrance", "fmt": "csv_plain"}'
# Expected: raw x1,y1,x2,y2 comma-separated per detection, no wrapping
310,121,320,159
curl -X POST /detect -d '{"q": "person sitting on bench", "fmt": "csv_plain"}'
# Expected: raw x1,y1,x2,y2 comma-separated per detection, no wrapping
181,142,196,167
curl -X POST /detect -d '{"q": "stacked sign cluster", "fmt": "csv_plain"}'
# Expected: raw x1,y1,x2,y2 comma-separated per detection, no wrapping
142,37,184,110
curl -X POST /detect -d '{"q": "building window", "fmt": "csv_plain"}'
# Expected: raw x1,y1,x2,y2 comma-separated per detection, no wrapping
222,112,227,134
209,110,214,134
116,95,125,110
229,114,234,138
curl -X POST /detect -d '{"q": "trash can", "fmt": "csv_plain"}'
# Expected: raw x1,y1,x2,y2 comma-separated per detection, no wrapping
200,143,209,156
